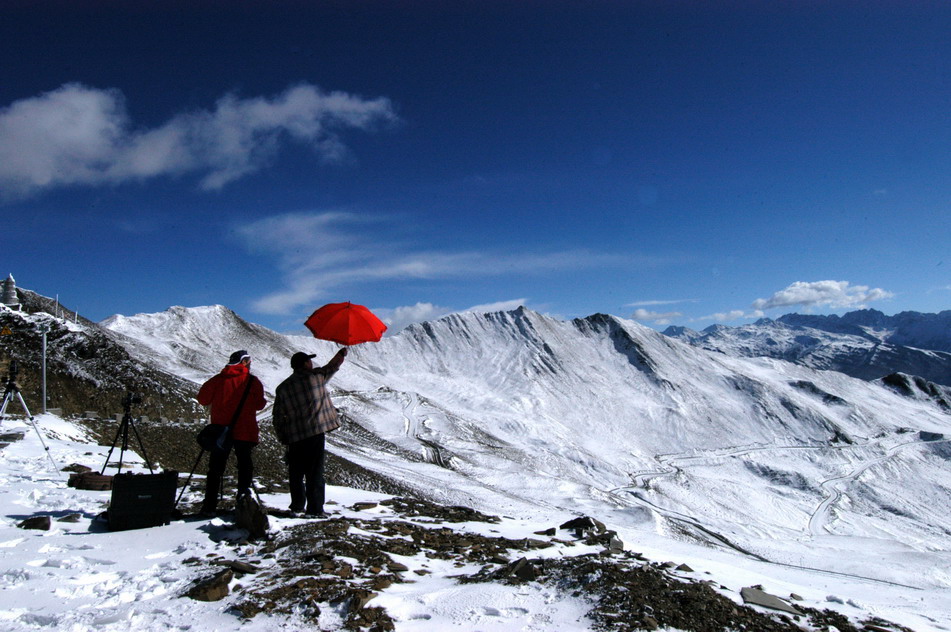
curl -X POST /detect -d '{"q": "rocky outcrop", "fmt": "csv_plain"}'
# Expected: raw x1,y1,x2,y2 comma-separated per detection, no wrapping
176,502,915,632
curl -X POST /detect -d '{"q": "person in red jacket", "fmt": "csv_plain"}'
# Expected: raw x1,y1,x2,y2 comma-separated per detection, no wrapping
197,350,266,516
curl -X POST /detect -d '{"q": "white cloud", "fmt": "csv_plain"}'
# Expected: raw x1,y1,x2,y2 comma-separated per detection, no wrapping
693,280,894,325
239,211,628,316
380,302,453,335
751,280,893,311
0,83,397,198
630,308,683,325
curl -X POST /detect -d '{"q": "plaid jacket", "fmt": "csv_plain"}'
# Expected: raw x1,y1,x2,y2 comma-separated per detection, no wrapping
272,364,341,445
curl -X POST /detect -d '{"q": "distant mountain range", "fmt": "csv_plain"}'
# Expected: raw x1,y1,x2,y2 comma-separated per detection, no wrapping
664,309,951,387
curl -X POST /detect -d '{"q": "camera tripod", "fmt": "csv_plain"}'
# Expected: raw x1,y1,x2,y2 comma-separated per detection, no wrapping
100,393,154,475
0,360,59,471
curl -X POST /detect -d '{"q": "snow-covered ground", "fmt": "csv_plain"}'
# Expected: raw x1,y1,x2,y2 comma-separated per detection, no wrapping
0,413,593,631
1,412,950,631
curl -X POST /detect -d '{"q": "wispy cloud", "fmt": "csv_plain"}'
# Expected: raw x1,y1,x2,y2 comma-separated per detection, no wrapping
630,308,683,325
628,298,698,325
237,211,630,316
626,299,697,308
751,280,893,311
0,83,397,199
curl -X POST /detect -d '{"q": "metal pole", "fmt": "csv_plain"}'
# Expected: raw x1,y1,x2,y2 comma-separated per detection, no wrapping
39,324,49,414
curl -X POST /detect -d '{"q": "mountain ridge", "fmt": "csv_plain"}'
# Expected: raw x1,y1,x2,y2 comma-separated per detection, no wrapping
94,303,951,557
5,292,951,609
664,308,951,387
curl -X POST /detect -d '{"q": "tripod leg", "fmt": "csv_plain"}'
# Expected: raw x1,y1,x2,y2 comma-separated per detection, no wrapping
100,417,129,475
128,416,154,473
175,449,207,508
0,391,10,419
13,392,59,473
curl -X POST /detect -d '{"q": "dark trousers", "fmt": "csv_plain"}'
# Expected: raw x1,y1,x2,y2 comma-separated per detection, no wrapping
287,434,326,514
203,439,255,512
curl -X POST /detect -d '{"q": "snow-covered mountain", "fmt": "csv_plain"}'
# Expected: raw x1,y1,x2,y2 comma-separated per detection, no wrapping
664,309,951,387
98,303,951,607
4,294,951,627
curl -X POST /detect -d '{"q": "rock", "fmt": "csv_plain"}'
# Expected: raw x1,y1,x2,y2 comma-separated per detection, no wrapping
740,586,804,616
212,559,259,575
507,557,539,582
352,502,378,511
57,513,83,523
0,432,25,451
534,527,556,536
18,515,51,530
641,615,660,630
186,568,234,601
235,493,269,540
346,588,378,611
789,593,804,601
61,463,91,473
67,471,113,491
606,536,625,553
370,576,393,591
559,516,607,538
675,564,694,573
386,561,409,573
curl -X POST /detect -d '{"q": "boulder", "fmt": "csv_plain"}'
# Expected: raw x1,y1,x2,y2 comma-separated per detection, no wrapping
559,516,606,538
740,586,803,616
18,515,51,530
235,493,269,540
185,569,234,602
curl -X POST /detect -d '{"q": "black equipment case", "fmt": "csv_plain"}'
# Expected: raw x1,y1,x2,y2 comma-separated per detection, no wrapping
108,470,178,531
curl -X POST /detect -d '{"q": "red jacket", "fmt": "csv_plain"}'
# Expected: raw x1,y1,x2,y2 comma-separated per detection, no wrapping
197,363,266,443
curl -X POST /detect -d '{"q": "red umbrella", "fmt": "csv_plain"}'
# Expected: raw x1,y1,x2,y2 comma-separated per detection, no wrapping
304,302,388,346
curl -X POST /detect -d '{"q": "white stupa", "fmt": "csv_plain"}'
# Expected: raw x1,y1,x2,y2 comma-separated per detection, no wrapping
2,274,19,309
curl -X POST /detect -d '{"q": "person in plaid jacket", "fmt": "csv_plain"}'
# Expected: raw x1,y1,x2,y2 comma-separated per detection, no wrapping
272,348,347,516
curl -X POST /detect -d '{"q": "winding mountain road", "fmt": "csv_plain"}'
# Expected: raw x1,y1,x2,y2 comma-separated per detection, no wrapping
401,391,449,468
607,435,947,588
806,437,947,536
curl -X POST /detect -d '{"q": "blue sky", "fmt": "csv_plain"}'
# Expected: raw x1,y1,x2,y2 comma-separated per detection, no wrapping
1,1,949,334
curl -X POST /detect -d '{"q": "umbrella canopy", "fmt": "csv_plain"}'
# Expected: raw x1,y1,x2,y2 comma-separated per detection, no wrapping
304,302,388,346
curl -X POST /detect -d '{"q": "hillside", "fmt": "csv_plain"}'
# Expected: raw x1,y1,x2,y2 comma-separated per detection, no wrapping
100,304,951,602
0,289,200,421
4,294,951,628
3,413,926,632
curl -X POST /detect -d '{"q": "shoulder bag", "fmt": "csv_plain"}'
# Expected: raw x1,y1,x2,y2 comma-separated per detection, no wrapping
197,377,254,453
